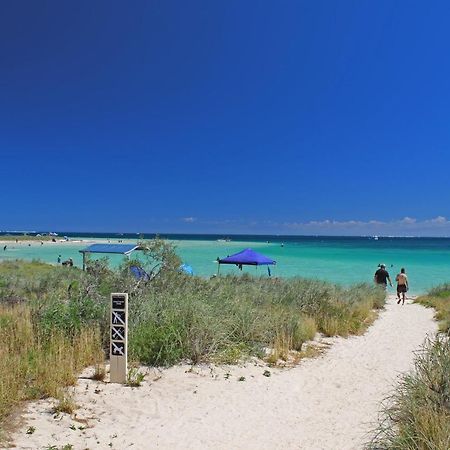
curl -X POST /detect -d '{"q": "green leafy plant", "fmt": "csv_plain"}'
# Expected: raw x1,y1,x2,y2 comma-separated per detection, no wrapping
126,367,145,387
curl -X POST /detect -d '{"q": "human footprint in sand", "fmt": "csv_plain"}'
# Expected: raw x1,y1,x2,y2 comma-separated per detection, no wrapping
395,267,409,305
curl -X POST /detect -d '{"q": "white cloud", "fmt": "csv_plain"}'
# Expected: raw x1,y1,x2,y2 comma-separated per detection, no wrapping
400,217,416,224
276,216,450,236
181,217,197,223
427,216,448,224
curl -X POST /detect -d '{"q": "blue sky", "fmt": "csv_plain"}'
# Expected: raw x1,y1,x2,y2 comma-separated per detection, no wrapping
1,1,450,235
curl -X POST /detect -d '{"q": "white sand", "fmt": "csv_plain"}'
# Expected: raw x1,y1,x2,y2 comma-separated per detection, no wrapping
10,296,436,450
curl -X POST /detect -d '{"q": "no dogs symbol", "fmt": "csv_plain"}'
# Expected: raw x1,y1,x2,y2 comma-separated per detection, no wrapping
112,341,125,356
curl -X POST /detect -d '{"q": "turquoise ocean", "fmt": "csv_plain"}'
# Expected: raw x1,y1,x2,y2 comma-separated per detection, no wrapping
1,233,450,294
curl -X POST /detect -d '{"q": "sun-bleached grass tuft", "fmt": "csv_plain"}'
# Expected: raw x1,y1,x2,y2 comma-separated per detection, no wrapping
52,390,77,415
92,363,107,381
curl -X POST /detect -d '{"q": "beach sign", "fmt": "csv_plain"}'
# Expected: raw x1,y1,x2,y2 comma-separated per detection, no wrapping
110,293,128,383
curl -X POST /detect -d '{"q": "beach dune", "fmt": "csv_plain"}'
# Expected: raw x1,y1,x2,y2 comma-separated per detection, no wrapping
11,295,436,450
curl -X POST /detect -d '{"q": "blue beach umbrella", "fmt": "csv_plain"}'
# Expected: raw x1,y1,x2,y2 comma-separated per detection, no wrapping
180,263,194,275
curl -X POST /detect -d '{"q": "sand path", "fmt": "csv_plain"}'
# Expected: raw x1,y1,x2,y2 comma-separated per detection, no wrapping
11,296,436,450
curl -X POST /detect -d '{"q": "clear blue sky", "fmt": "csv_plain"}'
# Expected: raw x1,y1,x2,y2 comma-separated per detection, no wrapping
2,1,450,235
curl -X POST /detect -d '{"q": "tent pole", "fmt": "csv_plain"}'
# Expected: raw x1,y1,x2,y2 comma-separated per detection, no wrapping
82,252,86,271
217,263,220,276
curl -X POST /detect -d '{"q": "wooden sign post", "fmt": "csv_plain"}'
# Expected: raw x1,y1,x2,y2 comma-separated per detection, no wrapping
110,293,128,384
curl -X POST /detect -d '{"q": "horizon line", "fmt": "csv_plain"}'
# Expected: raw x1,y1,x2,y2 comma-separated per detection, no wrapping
2,230,450,239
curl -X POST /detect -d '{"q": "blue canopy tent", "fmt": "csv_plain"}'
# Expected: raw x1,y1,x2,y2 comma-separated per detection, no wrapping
79,243,143,271
217,248,276,276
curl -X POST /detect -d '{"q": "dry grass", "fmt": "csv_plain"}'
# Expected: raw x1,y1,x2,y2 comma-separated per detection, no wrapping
52,390,77,415
92,363,107,381
0,304,103,427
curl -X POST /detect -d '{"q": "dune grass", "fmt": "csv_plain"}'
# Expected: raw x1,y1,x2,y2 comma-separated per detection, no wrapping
367,335,450,450
415,284,450,334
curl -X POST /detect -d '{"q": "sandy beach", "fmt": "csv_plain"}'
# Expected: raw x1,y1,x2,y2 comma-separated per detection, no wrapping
9,295,436,450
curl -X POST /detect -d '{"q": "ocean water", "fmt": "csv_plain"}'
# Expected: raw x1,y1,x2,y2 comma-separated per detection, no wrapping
1,233,450,294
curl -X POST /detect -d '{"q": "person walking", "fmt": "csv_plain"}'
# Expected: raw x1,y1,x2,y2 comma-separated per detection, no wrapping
374,264,392,289
395,268,408,305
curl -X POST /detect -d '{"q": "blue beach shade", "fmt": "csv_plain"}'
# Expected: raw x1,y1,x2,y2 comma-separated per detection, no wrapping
218,248,276,266
217,248,276,276
79,243,142,270
79,244,139,254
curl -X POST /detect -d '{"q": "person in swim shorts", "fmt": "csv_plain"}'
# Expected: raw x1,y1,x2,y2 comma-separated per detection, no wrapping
395,267,408,305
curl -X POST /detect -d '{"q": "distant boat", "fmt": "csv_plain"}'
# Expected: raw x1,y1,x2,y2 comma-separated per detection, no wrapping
373,236,379,241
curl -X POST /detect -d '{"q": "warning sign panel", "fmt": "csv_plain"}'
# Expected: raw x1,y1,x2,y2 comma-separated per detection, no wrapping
111,310,126,325
111,326,125,341
112,296,126,310
112,341,125,356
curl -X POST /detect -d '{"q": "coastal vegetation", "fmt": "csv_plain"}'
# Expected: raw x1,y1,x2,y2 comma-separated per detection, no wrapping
368,287,450,450
0,234,59,241
416,284,450,334
0,239,385,430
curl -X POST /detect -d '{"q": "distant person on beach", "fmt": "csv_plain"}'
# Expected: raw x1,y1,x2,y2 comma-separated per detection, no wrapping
3,245,6,251
57,255,61,264
374,264,392,288
62,258,73,267
395,268,408,305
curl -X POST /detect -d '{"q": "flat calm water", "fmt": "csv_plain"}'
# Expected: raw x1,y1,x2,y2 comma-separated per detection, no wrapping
1,233,450,294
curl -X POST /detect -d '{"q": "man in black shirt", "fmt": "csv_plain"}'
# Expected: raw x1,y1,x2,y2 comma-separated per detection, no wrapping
374,264,392,288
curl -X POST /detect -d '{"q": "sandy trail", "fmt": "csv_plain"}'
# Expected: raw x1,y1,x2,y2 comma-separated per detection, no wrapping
11,296,436,450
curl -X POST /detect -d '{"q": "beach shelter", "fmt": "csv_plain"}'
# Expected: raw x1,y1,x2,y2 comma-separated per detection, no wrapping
217,248,276,276
79,243,143,271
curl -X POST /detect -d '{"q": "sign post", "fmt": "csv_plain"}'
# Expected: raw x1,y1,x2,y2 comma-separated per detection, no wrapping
110,293,128,383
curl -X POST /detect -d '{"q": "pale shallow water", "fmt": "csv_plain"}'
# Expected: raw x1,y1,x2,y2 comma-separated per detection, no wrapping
1,234,450,294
